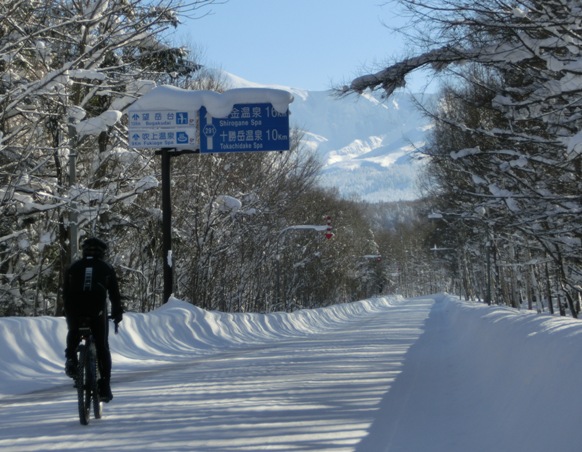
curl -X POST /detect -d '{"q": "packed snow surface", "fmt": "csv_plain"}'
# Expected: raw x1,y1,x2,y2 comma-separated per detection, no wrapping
1,294,581,451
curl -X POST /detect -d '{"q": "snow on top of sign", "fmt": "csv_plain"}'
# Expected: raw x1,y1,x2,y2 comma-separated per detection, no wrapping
129,85,294,117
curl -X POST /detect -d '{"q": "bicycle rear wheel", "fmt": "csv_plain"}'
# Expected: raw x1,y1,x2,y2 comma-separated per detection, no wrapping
88,343,102,419
76,344,90,425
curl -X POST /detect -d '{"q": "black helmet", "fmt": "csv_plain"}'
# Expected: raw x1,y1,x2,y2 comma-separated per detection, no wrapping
82,237,108,258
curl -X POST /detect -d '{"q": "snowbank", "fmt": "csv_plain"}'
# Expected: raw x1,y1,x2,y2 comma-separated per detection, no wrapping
0,296,400,396
2,293,582,403
3,295,582,451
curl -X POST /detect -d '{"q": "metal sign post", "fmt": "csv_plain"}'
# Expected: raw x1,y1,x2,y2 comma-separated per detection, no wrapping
160,148,173,304
128,109,199,304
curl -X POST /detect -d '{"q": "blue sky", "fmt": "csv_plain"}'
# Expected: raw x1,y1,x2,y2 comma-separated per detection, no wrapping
178,0,432,92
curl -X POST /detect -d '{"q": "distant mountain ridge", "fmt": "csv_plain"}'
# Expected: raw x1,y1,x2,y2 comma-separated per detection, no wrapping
220,70,434,202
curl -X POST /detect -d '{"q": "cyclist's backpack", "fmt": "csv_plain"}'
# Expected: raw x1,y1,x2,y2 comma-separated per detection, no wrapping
70,258,108,317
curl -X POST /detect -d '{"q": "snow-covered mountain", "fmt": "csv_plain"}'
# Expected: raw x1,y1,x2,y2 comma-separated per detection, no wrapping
220,71,435,202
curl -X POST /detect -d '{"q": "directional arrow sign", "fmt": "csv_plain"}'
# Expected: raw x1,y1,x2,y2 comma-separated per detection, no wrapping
128,128,197,149
128,110,196,129
199,103,290,153
127,110,198,149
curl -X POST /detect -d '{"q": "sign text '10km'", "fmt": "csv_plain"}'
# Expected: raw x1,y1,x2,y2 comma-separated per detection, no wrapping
199,103,290,153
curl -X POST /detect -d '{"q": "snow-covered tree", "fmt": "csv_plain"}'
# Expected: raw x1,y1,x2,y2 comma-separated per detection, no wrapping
0,0,451,317
343,0,582,316
0,0,214,315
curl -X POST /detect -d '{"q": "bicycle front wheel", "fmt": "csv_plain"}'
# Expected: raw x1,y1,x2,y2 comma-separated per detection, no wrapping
76,344,90,425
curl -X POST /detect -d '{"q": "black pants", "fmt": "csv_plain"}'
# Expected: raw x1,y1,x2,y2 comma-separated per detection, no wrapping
65,311,112,381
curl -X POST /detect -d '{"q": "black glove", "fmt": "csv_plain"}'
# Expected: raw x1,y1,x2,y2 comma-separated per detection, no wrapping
112,310,123,324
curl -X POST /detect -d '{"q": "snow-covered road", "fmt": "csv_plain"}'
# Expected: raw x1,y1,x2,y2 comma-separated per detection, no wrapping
1,294,581,451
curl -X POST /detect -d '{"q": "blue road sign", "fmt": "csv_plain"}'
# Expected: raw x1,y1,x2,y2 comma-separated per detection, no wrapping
199,103,290,153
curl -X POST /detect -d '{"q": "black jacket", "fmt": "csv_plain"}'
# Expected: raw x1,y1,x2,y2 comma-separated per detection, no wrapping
63,256,122,318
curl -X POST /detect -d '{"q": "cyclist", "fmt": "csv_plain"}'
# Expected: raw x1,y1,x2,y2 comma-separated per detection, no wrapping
63,237,123,402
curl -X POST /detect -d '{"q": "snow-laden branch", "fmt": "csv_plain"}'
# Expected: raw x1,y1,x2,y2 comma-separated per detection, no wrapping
341,39,539,97
75,110,123,137
341,46,469,96
0,229,28,243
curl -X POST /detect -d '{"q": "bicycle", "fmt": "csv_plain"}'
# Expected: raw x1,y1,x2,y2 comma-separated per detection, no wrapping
75,317,119,425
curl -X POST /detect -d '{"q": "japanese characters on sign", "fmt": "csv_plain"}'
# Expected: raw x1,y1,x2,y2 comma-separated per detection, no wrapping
129,128,197,149
199,103,290,153
127,110,197,149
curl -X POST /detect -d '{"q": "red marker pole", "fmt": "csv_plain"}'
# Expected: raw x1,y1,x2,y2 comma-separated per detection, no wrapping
324,215,334,240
